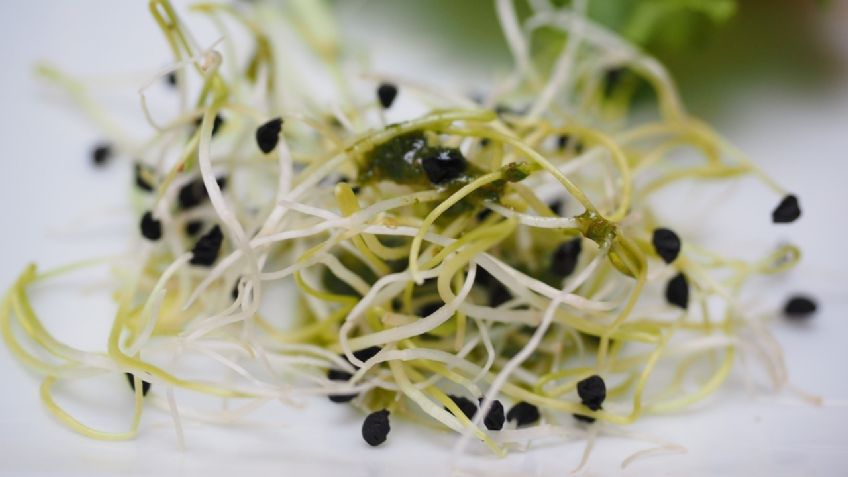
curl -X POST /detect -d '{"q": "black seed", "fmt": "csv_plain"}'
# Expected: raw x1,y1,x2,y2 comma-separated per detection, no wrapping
125,373,151,396
352,346,381,363
573,413,596,423
576,375,606,410
377,82,398,109
495,104,527,116
185,220,203,236
479,399,505,431
475,267,512,307
557,135,571,151
783,295,817,319
178,176,227,209
551,238,582,278
446,395,477,419
476,207,492,222
652,228,681,264
665,272,689,310
475,268,497,286
422,148,467,184
328,369,353,381
179,180,205,209
772,194,801,224
194,113,224,136
212,114,224,136
603,67,625,96
362,409,390,446
92,143,112,166
231,280,240,301
506,401,540,427
328,392,357,403
488,282,512,307
190,225,223,266
548,199,565,216
417,303,441,317
165,71,177,87
255,117,283,154
134,163,155,192
140,211,162,241
480,138,490,148
327,369,356,403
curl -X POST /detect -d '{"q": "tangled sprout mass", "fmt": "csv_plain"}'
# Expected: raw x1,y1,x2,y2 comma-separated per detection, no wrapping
1,0,811,466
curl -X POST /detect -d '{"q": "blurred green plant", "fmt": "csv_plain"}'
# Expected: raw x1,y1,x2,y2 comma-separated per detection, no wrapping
334,0,839,114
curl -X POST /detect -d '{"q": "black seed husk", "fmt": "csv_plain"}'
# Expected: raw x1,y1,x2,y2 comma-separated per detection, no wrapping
377,83,398,109
506,401,540,427
772,194,801,223
189,225,223,266
551,238,582,278
446,395,477,420
352,346,381,363
422,148,466,184
140,211,162,241
92,143,112,166
327,369,356,403
665,272,689,309
576,375,606,410
480,399,505,431
185,220,203,236
652,228,681,264
362,409,390,446
783,295,817,319
125,373,151,396
255,117,283,154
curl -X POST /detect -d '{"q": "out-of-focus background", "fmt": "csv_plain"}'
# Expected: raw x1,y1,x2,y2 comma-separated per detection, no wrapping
0,1,847,476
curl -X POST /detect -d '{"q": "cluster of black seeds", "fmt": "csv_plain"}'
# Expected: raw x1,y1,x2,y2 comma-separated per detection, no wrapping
768,195,817,321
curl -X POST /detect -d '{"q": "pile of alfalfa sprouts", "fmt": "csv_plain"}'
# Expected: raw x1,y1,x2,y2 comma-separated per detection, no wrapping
1,0,817,470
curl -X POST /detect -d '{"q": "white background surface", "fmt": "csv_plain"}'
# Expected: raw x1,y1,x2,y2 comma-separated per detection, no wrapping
1,1,847,476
